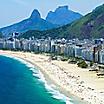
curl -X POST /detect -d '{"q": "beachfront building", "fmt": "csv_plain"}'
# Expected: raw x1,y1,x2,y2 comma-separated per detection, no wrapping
14,39,21,50
34,43,40,53
21,39,30,51
44,39,51,52
64,44,69,56
51,44,55,53
0,39,5,49
93,44,102,63
28,40,35,52
99,50,104,64
4,40,15,50
1,37,104,65
82,48,94,61
33,39,52,53
74,46,83,58
67,44,75,57
60,44,66,55
55,45,61,54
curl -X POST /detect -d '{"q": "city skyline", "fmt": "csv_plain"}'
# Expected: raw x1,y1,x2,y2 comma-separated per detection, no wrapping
0,0,104,28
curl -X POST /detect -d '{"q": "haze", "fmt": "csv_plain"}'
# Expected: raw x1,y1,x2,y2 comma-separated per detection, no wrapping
0,0,104,28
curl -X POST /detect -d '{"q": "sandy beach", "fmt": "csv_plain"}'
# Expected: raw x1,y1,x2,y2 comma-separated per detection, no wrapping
0,50,104,104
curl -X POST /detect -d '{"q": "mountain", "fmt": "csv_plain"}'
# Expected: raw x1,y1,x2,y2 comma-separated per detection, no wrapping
46,6,82,26
0,6,82,37
61,3,104,39
20,4,104,39
0,9,57,37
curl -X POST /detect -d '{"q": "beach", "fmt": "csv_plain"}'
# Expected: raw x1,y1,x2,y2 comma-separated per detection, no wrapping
0,50,104,104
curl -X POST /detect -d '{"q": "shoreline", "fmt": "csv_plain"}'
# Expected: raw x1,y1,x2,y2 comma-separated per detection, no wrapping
0,50,104,104
1,53,84,104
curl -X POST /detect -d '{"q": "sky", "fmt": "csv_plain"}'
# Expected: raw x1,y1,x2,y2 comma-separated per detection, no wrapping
0,0,104,28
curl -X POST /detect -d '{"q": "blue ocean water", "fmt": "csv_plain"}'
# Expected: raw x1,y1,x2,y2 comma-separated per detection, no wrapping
0,55,84,104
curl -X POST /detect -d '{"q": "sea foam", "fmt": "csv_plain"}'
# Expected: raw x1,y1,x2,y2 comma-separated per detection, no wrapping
33,67,73,104
0,54,74,104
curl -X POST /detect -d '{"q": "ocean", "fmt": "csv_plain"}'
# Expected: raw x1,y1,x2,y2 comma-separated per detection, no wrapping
0,55,85,104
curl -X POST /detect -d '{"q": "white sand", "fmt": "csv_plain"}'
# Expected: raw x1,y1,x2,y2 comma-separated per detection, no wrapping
0,50,104,104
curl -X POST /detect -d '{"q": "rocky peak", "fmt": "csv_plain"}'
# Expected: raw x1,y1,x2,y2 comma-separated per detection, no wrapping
55,5,69,12
46,5,82,26
30,9,41,19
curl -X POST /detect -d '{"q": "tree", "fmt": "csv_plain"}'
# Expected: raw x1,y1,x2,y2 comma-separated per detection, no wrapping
77,61,88,68
90,61,94,67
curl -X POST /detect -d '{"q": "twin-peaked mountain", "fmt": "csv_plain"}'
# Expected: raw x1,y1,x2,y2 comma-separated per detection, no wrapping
20,4,104,39
0,9,57,37
46,6,82,26
0,6,82,37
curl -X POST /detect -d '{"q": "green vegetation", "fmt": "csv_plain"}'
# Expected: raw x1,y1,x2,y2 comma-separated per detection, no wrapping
51,55,57,60
98,65,104,70
68,58,77,64
61,57,69,61
19,4,104,39
50,54,69,61
90,61,94,67
77,60,88,68
92,4,104,19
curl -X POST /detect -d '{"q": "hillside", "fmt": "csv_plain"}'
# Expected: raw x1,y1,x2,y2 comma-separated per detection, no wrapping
20,4,104,39
0,5,82,37
0,9,57,37
46,6,82,26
